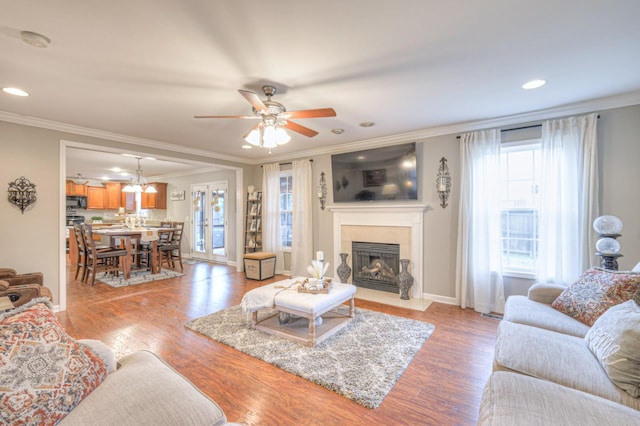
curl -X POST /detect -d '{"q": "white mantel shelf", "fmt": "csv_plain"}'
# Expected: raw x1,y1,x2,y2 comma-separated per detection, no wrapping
327,204,430,213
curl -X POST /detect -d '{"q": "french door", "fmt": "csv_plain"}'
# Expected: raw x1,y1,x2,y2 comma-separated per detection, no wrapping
191,181,228,262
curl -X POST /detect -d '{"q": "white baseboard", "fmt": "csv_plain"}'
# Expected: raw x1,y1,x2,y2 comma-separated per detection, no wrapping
423,293,459,306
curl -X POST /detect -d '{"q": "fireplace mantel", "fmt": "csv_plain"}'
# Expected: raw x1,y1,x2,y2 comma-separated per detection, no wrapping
327,204,429,214
329,203,429,299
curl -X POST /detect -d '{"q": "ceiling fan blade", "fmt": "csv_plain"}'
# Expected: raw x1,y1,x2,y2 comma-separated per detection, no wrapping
284,108,337,119
283,120,319,137
194,115,259,119
242,123,260,139
238,89,267,112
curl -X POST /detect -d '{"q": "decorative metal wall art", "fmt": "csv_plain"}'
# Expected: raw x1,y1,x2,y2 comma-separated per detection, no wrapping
8,176,37,214
318,171,328,210
436,157,451,208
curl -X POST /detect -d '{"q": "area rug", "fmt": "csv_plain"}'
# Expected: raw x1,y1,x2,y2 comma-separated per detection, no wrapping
185,305,435,408
96,269,183,288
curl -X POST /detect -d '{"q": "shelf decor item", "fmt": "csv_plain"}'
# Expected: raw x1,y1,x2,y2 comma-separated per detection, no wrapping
593,215,623,270
337,253,352,283
7,176,37,214
397,259,414,300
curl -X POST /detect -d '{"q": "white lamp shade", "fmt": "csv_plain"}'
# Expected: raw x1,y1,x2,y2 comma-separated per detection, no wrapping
596,237,621,254
593,215,623,235
144,185,157,193
244,128,262,146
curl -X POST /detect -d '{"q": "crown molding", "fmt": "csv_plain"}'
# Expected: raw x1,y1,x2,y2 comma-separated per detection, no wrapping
0,111,248,164
3,90,640,166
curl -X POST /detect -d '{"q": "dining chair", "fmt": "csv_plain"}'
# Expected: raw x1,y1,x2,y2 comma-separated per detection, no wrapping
159,222,184,271
72,223,87,281
81,224,128,286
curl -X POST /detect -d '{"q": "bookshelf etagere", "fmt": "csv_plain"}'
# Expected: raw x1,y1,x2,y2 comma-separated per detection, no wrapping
245,191,262,253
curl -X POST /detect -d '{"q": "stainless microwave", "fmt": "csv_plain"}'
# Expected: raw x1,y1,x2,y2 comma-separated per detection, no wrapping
66,195,87,209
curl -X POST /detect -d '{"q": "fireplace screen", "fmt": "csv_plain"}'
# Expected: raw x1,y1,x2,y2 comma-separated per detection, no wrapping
352,241,400,293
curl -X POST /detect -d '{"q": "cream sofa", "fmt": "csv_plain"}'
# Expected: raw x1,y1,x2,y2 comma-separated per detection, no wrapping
61,341,235,426
1,299,239,425
478,283,640,425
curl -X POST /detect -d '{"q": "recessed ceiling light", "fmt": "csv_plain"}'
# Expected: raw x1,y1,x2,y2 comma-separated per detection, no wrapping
21,31,50,48
357,156,366,160
359,122,375,127
2,87,29,97
241,145,252,149
522,79,546,90
331,128,345,134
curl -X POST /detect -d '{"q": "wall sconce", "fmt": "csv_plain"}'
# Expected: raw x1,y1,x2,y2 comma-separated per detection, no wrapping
318,171,328,210
436,157,451,208
8,176,37,214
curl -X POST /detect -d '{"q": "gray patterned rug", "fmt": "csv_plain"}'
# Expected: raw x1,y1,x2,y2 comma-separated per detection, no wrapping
185,305,435,408
96,269,183,288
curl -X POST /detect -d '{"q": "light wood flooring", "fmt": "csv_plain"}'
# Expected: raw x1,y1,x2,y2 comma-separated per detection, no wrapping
56,261,499,425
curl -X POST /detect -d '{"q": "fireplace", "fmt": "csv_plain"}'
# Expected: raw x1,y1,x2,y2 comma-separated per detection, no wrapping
352,242,400,293
328,204,427,299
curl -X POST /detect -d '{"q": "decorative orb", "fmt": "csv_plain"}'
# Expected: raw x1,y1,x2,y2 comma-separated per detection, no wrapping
593,215,623,235
596,237,621,255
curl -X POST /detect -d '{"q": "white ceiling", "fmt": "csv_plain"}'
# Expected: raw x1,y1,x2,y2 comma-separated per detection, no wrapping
2,0,640,175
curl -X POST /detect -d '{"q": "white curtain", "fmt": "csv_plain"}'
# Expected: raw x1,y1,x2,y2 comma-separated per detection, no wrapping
455,129,505,314
261,163,284,274
537,113,599,284
290,160,313,276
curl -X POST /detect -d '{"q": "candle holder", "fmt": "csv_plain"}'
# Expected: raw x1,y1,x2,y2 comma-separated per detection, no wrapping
436,157,451,208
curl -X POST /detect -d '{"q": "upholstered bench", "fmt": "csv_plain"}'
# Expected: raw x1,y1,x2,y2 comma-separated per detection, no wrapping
243,278,356,346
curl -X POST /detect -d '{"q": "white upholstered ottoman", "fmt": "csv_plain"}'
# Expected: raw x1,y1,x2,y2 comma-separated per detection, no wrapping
248,280,356,346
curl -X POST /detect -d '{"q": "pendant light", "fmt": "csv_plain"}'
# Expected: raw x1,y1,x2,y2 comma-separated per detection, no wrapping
122,157,156,193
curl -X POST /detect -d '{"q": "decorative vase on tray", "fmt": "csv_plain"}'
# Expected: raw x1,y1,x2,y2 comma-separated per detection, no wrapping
397,258,414,300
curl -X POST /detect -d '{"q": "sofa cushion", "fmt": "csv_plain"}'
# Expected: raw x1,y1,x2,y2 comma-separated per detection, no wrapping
59,350,228,426
479,371,640,426
551,267,640,326
494,320,640,410
0,300,107,425
585,299,640,397
504,295,590,337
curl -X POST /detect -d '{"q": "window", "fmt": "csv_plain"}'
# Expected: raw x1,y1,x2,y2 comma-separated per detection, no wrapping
279,172,293,249
500,140,540,273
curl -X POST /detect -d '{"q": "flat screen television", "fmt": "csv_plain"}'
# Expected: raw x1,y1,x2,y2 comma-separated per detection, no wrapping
331,142,418,202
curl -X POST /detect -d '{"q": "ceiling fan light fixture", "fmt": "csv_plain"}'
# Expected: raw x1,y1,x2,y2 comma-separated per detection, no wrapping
244,128,262,146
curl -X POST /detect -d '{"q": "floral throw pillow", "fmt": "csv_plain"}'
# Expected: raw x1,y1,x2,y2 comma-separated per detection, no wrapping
552,268,640,326
0,302,107,425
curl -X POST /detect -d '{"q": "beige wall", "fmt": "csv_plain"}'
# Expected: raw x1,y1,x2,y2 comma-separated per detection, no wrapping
2,103,638,309
1,122,61,302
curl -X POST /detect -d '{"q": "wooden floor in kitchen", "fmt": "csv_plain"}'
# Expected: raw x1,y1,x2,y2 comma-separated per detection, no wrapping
56,261,499,426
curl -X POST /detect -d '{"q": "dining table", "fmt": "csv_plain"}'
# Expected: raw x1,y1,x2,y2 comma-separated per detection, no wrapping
93,227,177,279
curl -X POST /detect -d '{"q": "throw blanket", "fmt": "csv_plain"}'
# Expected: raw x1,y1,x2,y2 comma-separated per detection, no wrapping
240,278,301,319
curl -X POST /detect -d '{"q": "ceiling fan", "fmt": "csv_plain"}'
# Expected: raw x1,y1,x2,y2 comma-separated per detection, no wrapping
194,85,336,147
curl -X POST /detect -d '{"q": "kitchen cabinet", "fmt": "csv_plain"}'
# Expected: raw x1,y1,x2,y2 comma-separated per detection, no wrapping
65,180,87,196
87,186,106,209
141,183,167,209
121,186,136,211
104,182,122,209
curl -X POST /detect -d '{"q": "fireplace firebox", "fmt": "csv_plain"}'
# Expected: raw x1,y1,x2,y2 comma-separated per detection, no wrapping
352,241,400,293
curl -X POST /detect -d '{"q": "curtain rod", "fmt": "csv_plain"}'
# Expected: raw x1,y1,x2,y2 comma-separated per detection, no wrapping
260,159,313,167
455,115,600,139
